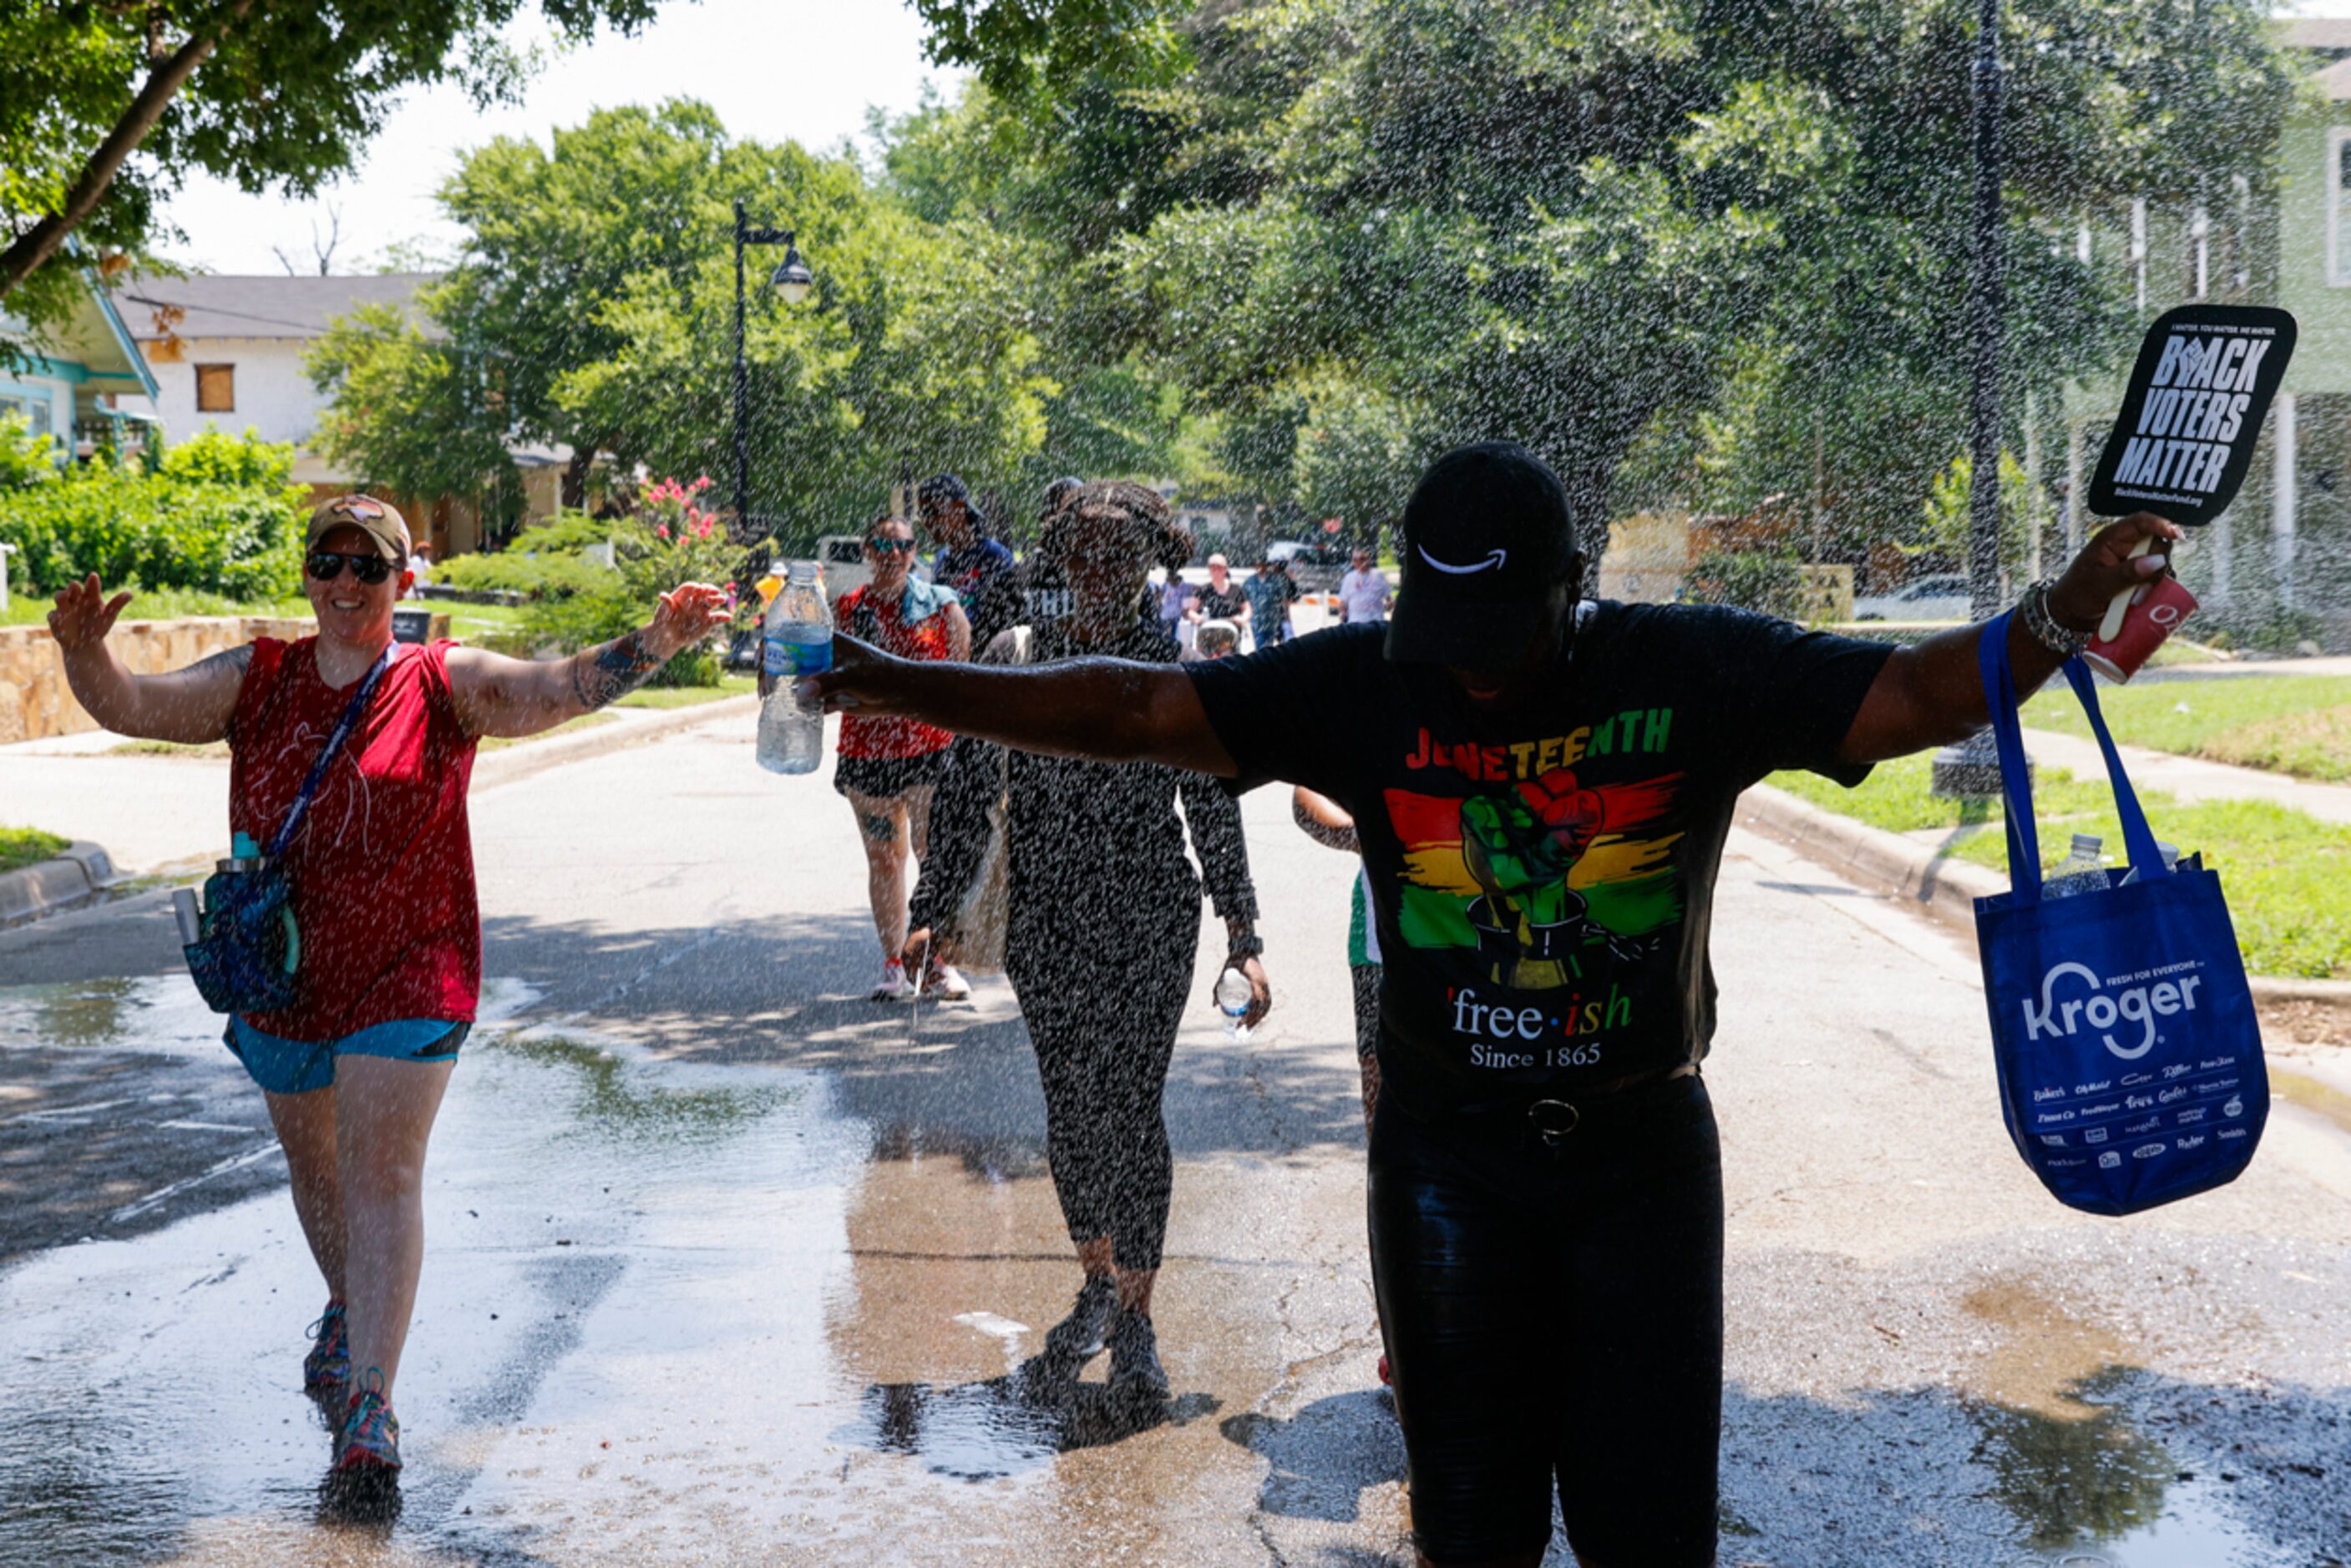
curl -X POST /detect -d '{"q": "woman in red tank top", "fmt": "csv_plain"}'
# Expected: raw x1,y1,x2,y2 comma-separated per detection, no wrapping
47,495,729,1478
831,516,971,1001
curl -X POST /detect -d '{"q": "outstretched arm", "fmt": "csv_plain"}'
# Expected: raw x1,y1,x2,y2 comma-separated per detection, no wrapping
448,583,732,739
49,575,248,744
1838,513,2182,764
805,635,1238,776
1293,787,1360,853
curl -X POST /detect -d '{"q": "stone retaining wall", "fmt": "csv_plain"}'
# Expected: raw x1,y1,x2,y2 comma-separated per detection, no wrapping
0,617,312,744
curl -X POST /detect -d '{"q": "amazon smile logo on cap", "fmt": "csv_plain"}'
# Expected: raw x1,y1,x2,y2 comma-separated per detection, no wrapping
1416,544,1508,575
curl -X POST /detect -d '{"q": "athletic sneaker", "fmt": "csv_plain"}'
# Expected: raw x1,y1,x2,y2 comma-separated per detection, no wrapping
1040,1275,1119,1367
302,1301,350,1393
869,960,918,1003
335,1368,401,1473
1106,1308,1169,1401
921,959,971,1002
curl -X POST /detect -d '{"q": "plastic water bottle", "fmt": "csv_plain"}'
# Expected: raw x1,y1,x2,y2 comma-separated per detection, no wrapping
757,562,831,776
2043,832,2108,900
1215,965,1254,1042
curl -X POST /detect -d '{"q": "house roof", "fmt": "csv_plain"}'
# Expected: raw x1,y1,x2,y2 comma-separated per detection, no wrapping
0,269,160,398
2286,19,2351,53
2318,54,2351,103
113,272,443,342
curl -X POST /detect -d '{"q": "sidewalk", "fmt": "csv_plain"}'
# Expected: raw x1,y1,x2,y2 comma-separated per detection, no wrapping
0,696,757,878
2019,724,2351,826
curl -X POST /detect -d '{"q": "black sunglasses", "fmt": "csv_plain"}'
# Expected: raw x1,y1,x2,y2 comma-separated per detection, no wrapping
306,550,397,585
866,537,918,554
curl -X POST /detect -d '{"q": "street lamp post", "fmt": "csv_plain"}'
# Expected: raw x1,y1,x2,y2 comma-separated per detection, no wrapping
729,197,813,616
1932,0,2014,801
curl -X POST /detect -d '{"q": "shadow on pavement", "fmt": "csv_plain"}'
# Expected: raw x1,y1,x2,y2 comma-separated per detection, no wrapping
844,1368,1222,1481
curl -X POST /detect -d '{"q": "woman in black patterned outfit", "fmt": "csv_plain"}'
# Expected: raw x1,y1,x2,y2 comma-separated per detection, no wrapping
994,481,1271,1399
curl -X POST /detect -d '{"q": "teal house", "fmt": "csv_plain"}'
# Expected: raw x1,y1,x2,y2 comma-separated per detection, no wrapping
0,266,160,460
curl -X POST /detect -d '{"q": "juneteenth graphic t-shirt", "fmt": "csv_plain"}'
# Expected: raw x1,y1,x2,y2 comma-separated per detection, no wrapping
1188,607,1895,1109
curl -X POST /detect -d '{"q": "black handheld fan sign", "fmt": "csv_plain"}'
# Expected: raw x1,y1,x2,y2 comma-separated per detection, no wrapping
2088,304,2296,528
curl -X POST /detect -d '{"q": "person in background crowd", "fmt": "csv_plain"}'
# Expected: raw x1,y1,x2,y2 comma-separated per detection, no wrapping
833,516,973,1002
920,473,1022,647
403,542,434,600
48,494,727,1477
1185,553,1251,644
1245,554,1301,650
1158,569,1193,649
1339,547,1393,624
803,439,2181,1568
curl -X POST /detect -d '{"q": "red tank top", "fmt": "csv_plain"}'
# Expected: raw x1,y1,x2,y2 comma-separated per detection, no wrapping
228,637,480,1040
834,584,958,761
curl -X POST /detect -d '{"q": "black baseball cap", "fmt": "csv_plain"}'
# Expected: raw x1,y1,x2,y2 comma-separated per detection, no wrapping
1385,442,1580,667
918,473,970,508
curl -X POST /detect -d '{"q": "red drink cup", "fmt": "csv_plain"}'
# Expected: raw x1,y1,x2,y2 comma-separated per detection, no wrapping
2082,574,2197,683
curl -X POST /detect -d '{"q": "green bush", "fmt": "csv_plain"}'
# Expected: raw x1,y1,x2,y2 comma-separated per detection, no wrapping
437,547,615,599
0,425,305,599
0,414,58,492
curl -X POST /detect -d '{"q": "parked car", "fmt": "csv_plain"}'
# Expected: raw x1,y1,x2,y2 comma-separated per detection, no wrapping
1850,572,1973,623
1265,539,1351,593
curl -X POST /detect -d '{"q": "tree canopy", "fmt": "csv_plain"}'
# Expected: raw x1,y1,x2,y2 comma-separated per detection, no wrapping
307,100,1056,547
886,0,2302,549
0,0,668,337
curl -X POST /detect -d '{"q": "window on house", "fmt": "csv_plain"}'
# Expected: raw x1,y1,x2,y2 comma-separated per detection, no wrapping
195,363,235,412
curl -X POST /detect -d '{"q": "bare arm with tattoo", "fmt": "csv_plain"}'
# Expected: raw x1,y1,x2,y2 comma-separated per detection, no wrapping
48,574,251,743
446,583,732,739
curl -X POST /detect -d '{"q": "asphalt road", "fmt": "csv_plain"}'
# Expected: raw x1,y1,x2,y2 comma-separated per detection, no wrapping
0,708,2345,1567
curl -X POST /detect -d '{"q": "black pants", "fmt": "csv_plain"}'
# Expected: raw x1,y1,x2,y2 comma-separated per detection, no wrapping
1368,1072,1724,1566
1006,898,1196,1273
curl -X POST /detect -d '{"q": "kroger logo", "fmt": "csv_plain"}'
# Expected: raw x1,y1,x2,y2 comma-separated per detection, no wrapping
2023,962,2204,1062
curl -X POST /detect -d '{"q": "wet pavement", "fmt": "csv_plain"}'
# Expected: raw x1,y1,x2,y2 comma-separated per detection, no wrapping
0,713,2345,1565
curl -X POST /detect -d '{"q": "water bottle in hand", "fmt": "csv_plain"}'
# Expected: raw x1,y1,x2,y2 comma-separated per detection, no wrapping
2043,832,2108,900
757,562,832,776
1215,965,1254,1042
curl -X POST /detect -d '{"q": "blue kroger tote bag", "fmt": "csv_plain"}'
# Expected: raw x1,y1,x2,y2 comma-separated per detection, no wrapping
1973,614,2267,1216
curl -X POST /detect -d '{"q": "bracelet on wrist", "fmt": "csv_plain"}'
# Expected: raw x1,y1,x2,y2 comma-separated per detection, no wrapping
1227,932,1265,960
2018,579,2089,658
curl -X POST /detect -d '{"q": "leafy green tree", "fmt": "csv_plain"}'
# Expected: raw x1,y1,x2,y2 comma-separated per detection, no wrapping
0,0,669,337
312,101,1056,554
905,0,2298,546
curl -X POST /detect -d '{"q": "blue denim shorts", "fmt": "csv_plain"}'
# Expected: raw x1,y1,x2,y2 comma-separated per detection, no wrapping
225,1017,470,1096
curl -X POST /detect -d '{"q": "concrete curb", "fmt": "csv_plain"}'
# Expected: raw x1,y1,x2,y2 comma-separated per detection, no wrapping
1735,783,2351,1022
0,840,119,923
470,694,758,795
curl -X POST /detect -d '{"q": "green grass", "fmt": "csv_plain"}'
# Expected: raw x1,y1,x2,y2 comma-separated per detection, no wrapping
1768,753,2351,979
3,585,312,626
0,826,71,874
2019,675,2351,784
610,675,754,708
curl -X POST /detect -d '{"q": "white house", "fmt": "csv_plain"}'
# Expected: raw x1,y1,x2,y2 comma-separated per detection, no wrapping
112,272,441,486
0,266,159,460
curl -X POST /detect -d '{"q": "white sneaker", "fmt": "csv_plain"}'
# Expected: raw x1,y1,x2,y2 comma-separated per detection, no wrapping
869,960,918,1003
922,960,972,1002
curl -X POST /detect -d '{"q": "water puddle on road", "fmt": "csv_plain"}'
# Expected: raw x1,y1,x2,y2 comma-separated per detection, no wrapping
1959,1280,2299,1568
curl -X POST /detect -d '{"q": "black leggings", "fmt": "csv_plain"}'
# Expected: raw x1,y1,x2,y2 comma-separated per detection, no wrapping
1368,1071,1724,1566
1007,913,1196,1273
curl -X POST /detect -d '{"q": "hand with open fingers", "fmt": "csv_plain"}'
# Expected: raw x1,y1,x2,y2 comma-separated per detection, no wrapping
798,632,892,714
652,582,732,650
2050,513,2183,630
48,574,133,653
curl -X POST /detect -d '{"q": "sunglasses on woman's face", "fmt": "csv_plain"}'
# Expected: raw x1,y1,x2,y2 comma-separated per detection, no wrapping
866,537,918,554
306,550,397,585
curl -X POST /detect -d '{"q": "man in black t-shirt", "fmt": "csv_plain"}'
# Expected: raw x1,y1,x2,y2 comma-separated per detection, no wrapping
808,442,2181,1568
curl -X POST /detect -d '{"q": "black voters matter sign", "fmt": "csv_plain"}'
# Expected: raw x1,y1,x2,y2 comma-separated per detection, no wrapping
2088,304,2296,528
